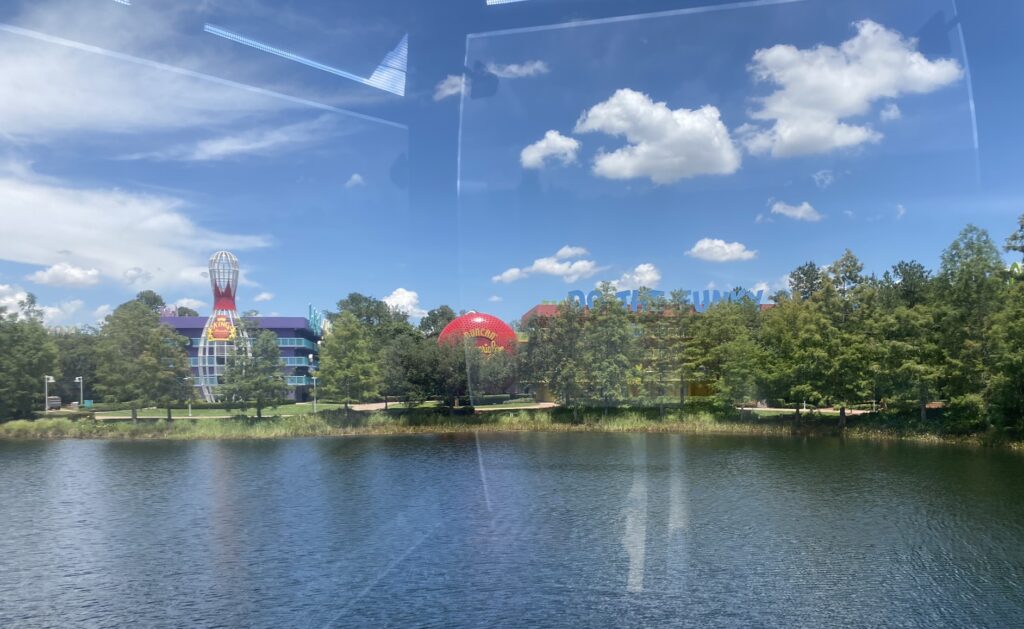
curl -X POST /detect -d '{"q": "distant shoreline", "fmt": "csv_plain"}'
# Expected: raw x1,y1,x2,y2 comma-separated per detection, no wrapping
0,411,1018,450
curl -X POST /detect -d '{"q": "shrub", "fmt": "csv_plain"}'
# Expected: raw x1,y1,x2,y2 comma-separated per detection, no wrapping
32,410,95,421
943,394,988,435
682,396,734,417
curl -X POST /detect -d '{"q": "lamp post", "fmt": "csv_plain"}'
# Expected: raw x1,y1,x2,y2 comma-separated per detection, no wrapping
43,375,55,412
308,352,318,414
73,376,83,407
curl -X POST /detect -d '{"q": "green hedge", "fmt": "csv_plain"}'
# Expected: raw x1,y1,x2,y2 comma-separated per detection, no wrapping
473,394,511,406
28,411,95,421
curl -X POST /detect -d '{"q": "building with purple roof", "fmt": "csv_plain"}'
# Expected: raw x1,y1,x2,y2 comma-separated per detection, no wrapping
159,312,324,401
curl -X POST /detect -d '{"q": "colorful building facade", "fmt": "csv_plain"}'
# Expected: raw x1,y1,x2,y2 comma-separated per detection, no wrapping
160,314,323,401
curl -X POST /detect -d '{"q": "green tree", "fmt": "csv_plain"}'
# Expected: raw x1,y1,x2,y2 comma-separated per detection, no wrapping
176,306,200,317
827,249,864,299
318,312,381,408
684,298,763,412
219,330,287,419
988,280,1024,429
936,225,1004,398
466,346,516,398
789,261,824,300
987,216,1024,429
874,304,942,421
818,255,875,423
1004,213,1024,257
426,340,470,406
95,300,191,415
635,291,677,414
379,332,421,408
135,290,166,312
334,292,411,338
52,326,99,403
759,293,831,413
580,283,636,413
418,305,456,338
885,260,932,308
0,295,59,419
518,300,586,419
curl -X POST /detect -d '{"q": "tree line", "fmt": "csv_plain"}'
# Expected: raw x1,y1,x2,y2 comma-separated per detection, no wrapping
3,217,1024,435
521,218,1024,434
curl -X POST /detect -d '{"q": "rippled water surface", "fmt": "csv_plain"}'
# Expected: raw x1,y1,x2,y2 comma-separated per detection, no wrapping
2,433,1024,627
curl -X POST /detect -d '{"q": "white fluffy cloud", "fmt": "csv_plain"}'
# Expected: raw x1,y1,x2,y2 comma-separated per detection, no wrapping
345,173,365,188
92,304,112,321
0,283,83,324
253,291,274,302
486,60,549,78
492,268,528,283
686,238,757,262
771,201,823,222
555,245,588,259
880,103,902,121
40,299,84,325
0,4,288,143
0,284,29,313
488,295,502,303
753,275,790,296
520,130,580,169
896,203,907,219
741,20,962,157
27,262,100,287
0,164,268,289
574,88,741,183
492,245,600,283
604,263,662,290
124,117,335,162
383,288,427,318
433,75,465,101
175,298,206,311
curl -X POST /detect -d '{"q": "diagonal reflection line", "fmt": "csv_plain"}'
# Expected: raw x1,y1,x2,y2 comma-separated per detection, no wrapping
469,0,809,39
0,22,407,130
204,24,399,95
325,520,442,627
950,0,980,182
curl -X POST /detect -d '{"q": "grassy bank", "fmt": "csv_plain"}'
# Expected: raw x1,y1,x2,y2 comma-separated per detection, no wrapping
1,407,1017,448
0,410,789,441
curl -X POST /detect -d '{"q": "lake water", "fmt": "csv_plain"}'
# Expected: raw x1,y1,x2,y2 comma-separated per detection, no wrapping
1,433,1023,627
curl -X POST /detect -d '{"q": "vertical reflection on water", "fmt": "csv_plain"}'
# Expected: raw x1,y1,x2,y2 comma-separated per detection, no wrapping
667,434,689,592
475,430,493,514
623,434,647,593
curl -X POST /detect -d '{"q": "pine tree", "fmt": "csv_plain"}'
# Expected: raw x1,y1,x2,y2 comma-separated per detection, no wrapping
95,300,190,415
580,283,637,414
0,296,59,419
219,330,287,419
318,312,382,408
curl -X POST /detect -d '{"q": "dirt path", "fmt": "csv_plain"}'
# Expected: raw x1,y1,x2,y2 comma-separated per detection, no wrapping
349,401,560,412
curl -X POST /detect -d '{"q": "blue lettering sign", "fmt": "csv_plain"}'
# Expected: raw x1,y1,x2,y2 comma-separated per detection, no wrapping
569,288,765,310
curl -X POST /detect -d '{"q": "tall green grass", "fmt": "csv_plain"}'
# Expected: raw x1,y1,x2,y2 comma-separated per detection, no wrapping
0,408,997,446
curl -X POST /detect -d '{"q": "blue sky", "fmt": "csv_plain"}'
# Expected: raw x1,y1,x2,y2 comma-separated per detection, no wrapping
1,0,1023,326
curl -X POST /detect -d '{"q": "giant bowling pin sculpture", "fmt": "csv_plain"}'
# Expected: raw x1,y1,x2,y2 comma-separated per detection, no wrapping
197,251,250,402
